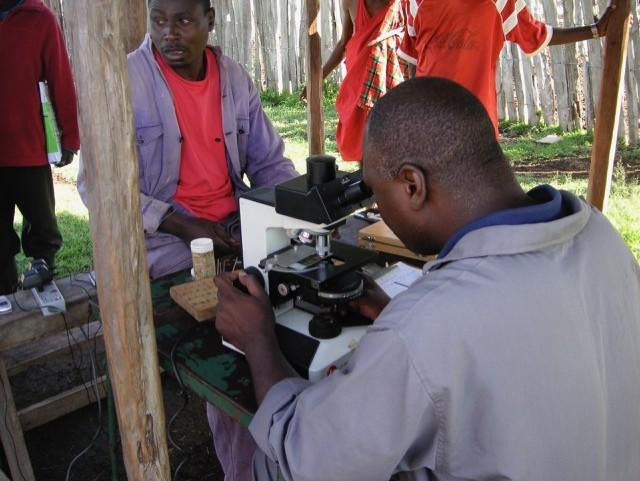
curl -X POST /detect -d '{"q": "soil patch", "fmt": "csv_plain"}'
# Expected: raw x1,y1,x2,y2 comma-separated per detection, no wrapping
5,346,223,481
512,156,640,180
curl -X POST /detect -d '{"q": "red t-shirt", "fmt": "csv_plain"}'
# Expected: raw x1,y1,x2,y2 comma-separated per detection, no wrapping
155,47,236,222
400,0,551,135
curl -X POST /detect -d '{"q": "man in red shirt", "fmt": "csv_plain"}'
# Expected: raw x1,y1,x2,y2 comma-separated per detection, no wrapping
304,0,408,162
399,0,615,136
0,0,80,294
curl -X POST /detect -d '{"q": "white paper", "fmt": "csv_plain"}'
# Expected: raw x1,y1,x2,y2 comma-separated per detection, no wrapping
374,262,423,298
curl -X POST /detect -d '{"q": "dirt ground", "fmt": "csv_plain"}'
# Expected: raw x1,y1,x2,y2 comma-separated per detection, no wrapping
511,156,640,180
7,346,225,481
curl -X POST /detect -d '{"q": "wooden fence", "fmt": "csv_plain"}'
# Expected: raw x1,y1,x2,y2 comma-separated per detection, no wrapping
46,0,639,143
213,0,639,144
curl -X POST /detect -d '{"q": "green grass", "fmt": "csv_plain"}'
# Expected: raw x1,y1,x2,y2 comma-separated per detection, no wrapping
503,130,594,164
14,212,92,277
260,84,360,172
11,88,640,280
518,171,640,258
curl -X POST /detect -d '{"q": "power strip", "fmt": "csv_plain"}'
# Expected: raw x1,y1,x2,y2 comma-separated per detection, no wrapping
32,280,66,316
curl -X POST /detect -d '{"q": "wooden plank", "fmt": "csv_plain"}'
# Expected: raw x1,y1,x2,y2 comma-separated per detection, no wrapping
63,1,171,480
520,47,538,124
631,5,640,145
587,0,632,211
503,47,517,121
496,52,505,121
542,0,571,130
510,43,526,122
299,0,309,94
288,0,301,89
0,274,96,350
306,0,325,155
17,375,108,432
0,275,95,352
581,0,603,129
625,18,638,145
0,358,35,481
279,0,291,92
562,0,581,130
4,320,103,376
534,51,556,125
254,0,279,90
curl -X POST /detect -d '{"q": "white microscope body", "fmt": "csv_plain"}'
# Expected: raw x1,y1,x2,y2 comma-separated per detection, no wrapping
238,156,375,381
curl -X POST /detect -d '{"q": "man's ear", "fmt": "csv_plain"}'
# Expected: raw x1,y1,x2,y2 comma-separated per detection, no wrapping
397,163,427,210
207,8,215,32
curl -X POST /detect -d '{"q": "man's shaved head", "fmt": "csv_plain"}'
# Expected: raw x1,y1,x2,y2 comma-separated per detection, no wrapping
364,77,513,196
362,77,526,255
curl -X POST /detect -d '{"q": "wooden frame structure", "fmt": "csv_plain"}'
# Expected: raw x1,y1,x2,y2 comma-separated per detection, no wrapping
6,0,628,480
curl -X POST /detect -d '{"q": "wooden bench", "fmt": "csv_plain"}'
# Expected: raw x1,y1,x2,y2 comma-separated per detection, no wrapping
0,274,102,481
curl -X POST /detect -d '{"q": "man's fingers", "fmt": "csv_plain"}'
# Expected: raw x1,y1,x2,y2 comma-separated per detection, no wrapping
238,271,268,300
214,271,241,295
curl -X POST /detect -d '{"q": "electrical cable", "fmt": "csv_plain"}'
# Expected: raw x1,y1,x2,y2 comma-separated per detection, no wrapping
53,272,106,481
167,323,210,481
168,328,191,480
64,345,103,481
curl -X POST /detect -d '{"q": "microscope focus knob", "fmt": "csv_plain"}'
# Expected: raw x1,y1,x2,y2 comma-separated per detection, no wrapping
277,283,289,296
277,283,299,297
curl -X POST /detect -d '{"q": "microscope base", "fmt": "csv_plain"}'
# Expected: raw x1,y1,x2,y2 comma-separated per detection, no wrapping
275,307,368,382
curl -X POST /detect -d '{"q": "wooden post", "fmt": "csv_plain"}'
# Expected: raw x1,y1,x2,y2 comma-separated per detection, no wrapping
0,358,35,481
587,0,631,212
306,0,325,155
63,2,171,481
123,0,148,54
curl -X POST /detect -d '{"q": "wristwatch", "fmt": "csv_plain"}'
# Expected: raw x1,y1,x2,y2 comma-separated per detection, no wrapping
591,24,599,38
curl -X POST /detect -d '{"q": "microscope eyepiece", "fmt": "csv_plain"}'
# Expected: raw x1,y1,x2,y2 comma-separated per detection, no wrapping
337,178,371,207
307,155,337,186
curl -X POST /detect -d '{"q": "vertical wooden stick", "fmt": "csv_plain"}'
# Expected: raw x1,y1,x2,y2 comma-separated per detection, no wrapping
306,0,325,155
0,358,35,481
63,1,171,480
123,0,148,54
587,0,631,212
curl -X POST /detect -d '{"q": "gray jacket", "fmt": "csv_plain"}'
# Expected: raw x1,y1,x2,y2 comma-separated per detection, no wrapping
78,35,296,278
250,191,640,481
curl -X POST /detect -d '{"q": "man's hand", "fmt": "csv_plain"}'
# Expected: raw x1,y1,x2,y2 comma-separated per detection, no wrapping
159,210,241,254
215,271,298,403
214,271,276,354
55,150,75,168
350,272,391,321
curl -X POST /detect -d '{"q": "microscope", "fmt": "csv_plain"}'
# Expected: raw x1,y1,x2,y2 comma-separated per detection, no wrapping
239,155,377,381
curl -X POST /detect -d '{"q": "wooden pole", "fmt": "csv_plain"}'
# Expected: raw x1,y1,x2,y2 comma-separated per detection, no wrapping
0,358,35,481
587,0,631,212
306,0,325,155
124,0,148,54
63,2,171,481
